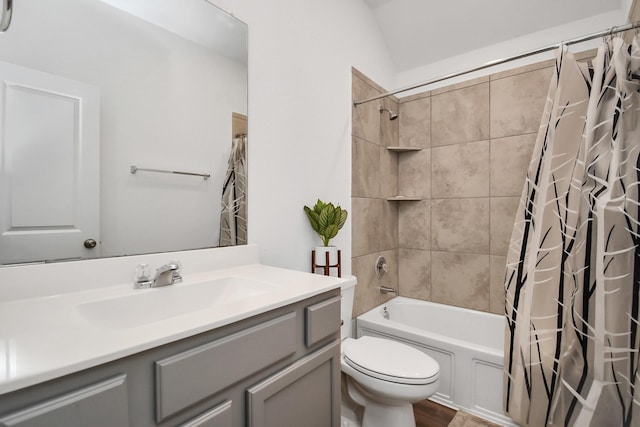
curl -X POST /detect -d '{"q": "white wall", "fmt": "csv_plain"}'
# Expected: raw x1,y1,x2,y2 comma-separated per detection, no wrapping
395,10,627,94
623,0,636,18
206,0,396,274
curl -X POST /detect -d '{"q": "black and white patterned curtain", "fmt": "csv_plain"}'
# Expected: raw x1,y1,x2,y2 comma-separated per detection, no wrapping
505,35,640,426
219,134,247,246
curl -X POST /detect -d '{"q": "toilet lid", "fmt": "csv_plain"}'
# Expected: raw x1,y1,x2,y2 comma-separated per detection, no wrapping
344,336,439,385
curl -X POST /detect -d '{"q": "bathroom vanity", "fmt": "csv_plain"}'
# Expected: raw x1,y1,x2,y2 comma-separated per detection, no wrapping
0,245,347,426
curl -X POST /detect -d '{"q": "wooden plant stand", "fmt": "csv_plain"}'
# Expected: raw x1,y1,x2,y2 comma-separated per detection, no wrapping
311,249,341,278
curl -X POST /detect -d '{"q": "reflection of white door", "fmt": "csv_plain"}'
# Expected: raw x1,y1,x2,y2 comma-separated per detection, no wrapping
0,62,100,265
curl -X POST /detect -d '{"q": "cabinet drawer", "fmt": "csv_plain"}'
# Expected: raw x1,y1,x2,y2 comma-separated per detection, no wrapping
305,296,341,347
179,400,232,427
156,312,297,421
0,375,128,427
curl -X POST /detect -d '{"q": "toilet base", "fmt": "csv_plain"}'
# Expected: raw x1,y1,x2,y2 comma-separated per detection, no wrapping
340,414,361,427
341,399,362,427
345,376,419,427
361,401,415,427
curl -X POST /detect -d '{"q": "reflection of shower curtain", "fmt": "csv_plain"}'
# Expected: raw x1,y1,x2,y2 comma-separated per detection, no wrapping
219,134,247,246
505,36,640,426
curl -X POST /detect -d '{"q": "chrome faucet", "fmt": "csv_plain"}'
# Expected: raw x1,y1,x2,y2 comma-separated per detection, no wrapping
153,262,182,287
133,261,182,289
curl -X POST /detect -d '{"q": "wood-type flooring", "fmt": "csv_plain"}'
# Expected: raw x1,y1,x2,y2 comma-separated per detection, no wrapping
414,399,457,427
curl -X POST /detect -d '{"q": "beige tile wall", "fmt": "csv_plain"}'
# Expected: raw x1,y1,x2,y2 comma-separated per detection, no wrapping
351,68,399,316
352,61,554,315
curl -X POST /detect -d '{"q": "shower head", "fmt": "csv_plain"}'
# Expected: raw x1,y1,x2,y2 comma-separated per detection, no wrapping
380,106,398,121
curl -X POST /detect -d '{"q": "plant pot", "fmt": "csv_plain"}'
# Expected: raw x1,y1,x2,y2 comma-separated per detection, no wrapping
314,246,338,267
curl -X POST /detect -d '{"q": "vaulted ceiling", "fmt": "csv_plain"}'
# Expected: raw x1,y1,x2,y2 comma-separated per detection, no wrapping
362,0,625,72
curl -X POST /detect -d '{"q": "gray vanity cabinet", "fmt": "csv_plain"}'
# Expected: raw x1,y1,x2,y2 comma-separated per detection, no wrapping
0,289,342,427
155,312,299,422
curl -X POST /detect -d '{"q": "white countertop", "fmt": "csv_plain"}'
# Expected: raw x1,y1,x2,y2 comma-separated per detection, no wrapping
0,258,349,395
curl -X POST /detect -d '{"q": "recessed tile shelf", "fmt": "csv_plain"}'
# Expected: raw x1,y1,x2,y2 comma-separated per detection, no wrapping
387,196,422,201
386,146,423,152
386,147,423,200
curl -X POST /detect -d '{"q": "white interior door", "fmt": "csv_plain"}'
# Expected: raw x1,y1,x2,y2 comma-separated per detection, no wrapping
0,61,100,265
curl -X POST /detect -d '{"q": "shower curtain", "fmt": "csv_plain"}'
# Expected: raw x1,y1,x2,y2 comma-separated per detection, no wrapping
504,35,640,426
219,134,247,246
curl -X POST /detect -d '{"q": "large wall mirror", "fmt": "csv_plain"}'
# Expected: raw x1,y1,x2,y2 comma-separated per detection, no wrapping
0,0,248,265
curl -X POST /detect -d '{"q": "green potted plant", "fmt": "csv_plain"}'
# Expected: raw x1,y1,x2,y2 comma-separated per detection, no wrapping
304,199,348,267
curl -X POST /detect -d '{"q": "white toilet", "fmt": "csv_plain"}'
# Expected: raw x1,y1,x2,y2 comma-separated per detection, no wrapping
340,278,440,427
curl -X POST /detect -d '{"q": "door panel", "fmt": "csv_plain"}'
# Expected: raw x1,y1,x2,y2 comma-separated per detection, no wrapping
0,61,100,264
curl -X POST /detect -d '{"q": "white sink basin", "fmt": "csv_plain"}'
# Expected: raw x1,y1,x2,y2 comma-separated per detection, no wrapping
76,277,279,329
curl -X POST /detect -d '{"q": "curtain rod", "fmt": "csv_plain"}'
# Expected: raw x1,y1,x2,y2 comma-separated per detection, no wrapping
353,21,640,106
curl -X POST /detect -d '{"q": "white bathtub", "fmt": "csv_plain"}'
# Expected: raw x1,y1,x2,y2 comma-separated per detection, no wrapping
356,297,515,426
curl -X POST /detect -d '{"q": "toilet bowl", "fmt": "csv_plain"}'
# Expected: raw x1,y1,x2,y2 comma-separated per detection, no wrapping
341,336,440,427
339,276,440,427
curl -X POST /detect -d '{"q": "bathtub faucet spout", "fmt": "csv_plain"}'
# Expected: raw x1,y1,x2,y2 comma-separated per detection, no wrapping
378,285,397,294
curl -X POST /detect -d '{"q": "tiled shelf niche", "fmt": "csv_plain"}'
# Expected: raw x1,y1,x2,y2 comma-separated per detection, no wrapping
387,146,423,201
386,196,422,201
386,146,422,153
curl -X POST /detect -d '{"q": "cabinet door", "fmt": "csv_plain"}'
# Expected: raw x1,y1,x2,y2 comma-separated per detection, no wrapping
179,400,232,427
0,375,128,427
246,340,340,427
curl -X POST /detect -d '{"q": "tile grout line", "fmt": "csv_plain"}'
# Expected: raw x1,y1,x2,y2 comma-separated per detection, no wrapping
488,75,493,313
428,91,433,303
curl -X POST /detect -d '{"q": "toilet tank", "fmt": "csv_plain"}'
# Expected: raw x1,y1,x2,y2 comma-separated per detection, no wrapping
340,276,357,339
